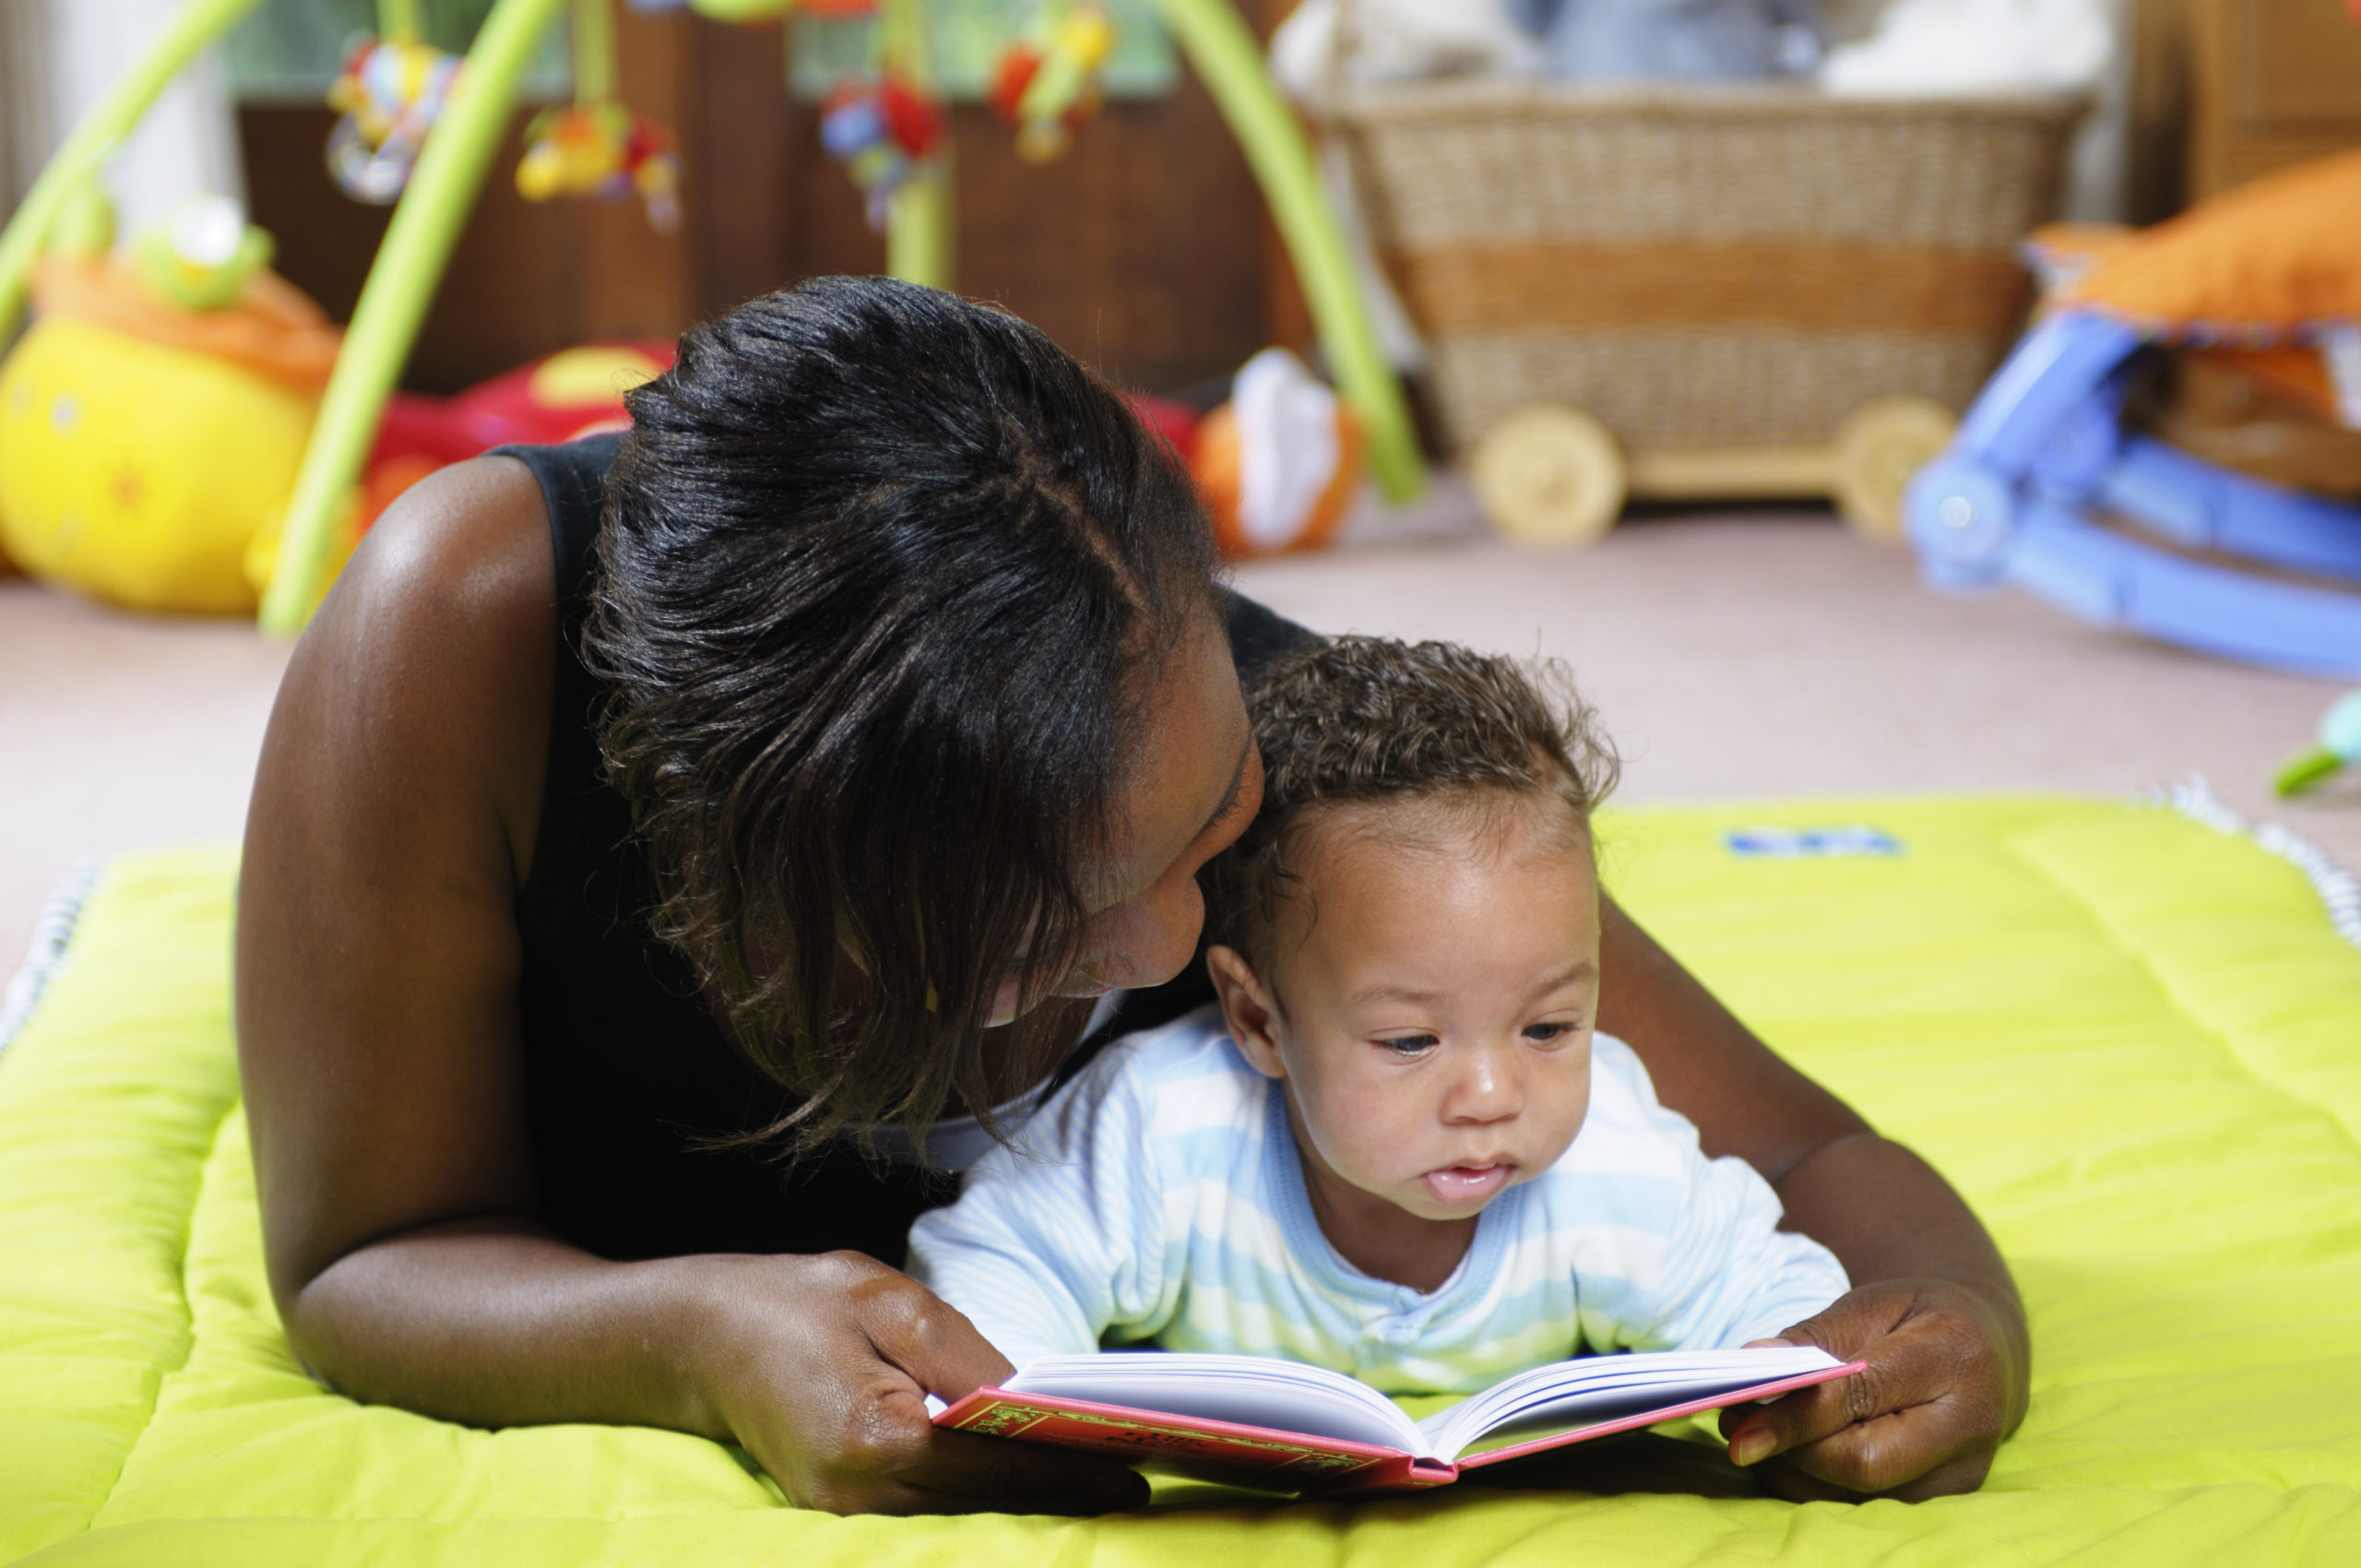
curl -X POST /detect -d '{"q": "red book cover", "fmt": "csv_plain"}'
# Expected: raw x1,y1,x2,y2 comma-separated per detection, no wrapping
933,1360,1864,1496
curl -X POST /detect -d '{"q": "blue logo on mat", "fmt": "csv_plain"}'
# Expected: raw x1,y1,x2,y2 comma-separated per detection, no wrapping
1724,826,1904,859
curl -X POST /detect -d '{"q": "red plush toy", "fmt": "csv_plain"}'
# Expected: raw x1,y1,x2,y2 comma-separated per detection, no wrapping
361,340,674,528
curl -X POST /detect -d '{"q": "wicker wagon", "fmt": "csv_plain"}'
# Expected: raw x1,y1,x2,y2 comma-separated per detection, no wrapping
1323,82,2090,543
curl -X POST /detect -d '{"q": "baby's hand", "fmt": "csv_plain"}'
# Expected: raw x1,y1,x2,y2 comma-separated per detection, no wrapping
1717,1277,2026,1501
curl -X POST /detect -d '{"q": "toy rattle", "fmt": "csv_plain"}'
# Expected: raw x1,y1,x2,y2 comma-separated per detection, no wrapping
516,0,683,232
2277,691,2361,799
817,0,947,234
821,73,945,231
326,2,464,204
990,0,1117,162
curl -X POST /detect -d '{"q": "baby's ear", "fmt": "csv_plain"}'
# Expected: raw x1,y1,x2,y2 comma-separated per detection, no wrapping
1206,945,1286,1079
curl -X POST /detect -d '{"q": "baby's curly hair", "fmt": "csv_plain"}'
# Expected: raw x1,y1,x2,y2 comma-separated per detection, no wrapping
1206,636,1619,972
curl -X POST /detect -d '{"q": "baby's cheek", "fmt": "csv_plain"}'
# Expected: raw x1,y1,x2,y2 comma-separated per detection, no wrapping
1547,1056,1595,1158
1305,1078,1420,1183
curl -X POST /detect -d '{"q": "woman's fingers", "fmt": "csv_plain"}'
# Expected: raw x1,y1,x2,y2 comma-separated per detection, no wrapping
900,1426,1153,1513
1722,1337,1954,1468
748,1251,1148,1515
838,1250,1018,1401
1759,1428,1999,1503
789,1369,1147,1515
851,1284,1149,1512
1747,1396,1997,1500
1717,1277,2013,1497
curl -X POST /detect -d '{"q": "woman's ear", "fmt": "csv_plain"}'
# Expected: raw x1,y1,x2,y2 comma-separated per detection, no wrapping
1207,944,1286,1079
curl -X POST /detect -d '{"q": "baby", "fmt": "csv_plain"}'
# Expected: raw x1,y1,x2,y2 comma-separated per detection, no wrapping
908,636,1845,1396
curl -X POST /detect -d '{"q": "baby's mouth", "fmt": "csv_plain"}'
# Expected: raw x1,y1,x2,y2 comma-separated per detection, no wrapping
1419,1163,1513,1205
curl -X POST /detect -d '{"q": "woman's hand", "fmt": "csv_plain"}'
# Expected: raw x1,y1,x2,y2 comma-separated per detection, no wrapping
1720,1277,2029,1502
695,1251,1151,1515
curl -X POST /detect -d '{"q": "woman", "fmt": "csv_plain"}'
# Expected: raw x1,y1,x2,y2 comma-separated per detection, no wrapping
236,279,2026,1516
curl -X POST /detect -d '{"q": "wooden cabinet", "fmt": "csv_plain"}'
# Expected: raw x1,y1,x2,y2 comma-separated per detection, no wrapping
2189,0,2361,200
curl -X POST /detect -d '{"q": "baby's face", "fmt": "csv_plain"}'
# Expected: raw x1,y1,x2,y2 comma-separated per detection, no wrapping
1214,793,1600,1226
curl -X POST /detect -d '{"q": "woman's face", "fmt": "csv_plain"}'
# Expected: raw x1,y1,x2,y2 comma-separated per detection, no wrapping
990,612,1263,1024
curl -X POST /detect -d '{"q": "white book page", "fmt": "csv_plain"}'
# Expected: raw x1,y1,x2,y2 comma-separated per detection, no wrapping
1421,1347,1844,1461
1005,1352,1430,1456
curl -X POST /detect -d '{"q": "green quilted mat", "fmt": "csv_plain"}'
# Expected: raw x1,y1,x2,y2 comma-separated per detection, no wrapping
6,795,2361,1565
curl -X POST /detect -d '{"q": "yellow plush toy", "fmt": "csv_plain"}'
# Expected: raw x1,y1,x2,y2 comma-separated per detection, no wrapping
0,195,347,615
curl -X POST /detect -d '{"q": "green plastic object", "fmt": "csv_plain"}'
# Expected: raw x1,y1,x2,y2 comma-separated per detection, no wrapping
688,0,794,21
880,0,954,290
260,0,574,634
136,201,276,313
886,164,955,291
2275,691,2361,798
46,183,120,260
0,0,270,347
381,0,426,45
1148,0,1422,505
570,0,616,104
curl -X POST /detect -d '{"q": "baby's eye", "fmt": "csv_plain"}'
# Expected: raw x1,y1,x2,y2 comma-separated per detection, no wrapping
1377,1033,1439,1057
1524,1020,1580,1045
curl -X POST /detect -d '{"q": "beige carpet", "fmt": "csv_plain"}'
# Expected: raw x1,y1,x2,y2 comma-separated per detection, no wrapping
6,504,2356,970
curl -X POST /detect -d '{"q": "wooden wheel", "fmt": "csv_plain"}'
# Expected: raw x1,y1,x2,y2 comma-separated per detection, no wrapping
1470,405,1628,548
1833,395,1959,542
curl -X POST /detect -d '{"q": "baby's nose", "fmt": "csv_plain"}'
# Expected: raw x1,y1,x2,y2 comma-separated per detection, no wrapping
1443,1050,1524,1123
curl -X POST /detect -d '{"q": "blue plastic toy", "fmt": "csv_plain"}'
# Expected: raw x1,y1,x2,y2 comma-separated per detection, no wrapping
1904,310,2361,680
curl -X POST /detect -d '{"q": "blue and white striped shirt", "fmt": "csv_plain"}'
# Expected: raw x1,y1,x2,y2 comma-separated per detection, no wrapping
908,1006,1848,1395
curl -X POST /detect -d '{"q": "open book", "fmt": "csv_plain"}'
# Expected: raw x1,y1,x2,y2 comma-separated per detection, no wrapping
932,1345,1862,1495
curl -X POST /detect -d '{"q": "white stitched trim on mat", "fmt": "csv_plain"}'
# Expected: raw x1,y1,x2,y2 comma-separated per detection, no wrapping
0,861,101,1060
2132,778,2361,953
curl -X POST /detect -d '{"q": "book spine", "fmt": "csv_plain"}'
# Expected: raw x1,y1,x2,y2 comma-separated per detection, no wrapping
1306,1455,1462,1497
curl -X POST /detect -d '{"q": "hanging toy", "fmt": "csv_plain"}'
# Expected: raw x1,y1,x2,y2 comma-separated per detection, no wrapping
516,102,682,232
325,33,462,204
516,0,683,232
821,73,944,232
989,0,1115,163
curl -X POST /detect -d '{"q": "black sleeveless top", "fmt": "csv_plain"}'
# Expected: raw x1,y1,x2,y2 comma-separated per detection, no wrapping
504,437,1316,1265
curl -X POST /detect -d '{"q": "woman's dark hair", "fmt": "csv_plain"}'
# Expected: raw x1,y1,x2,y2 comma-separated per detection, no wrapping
585,277,1219,1156
1206,636,1618,974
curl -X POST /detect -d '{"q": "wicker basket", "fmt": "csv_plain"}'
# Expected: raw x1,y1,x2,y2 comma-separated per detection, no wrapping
1324,82,2089,456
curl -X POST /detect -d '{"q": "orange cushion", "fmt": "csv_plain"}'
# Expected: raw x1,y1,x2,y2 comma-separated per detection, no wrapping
29,255,341,392
2057,148,2361,341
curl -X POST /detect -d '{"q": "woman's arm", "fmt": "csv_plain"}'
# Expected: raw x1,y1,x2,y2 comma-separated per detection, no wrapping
235,459,1144,1515
1596,897,2029,1500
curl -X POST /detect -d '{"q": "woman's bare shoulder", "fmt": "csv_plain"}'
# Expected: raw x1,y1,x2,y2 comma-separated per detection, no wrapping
279,453,560,879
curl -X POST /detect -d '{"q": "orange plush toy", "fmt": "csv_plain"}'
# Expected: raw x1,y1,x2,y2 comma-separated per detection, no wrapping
1191,350,1365,559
